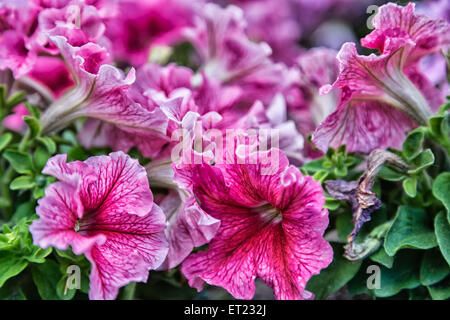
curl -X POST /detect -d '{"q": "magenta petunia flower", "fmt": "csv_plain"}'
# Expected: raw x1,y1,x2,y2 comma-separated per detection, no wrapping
175,148,332,300
312,3,450,153
0,1,41,78
39,1,106,48
30,151,168,300
103,0,200,67
25,56,74,98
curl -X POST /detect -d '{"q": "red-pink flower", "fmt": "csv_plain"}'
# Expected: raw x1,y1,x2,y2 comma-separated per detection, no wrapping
30,151,168,300
175,148,332,300
312,3,450,154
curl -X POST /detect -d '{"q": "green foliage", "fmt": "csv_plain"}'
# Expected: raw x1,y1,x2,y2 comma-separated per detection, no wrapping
301,145,363,183
0,219,51,288
432,172,450,214
420,248,449,286
384,206,437,256
434,211,450,266
322,106,450,300
306,243,362,299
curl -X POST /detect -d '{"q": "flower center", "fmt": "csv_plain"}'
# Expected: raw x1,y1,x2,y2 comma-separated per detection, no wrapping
253,202,282,224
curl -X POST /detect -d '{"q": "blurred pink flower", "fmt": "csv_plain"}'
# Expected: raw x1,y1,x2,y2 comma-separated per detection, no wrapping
40,36,169,158
0,0,42,77
30,151,168,300
184,3,286,105
2,104,29,132
39,0,106,48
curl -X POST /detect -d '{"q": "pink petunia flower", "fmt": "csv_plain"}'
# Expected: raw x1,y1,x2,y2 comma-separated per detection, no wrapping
38,0,107,48
30,151,168,300
184,3,286,106
312,3,450,154
174,147,332,300
103,0,201,67
24,56,74,99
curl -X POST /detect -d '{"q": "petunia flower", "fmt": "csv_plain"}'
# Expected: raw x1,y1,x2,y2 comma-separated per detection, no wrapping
229,0,302,65
38,0,107,48
175,147,332,300
39,36,169,157
184,3,286,105
0,1,42,78
103,0,200,67
29,151,168,300
312,3,450,154
23,56,74,99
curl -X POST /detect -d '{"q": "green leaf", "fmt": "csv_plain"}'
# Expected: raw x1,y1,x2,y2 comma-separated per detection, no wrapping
3,150,34,174
420,248,450,286
306,243,362,299
10,175,36,190
0,86,6,112
407,149,435,175
432,172,450,214
312,170,329,183
34,146,51,171
24,247,52,264
0,133,13,153
0,251,28,287
434,211,450,266
36,136,56,154
427,277,450,300
32,260,61,300
23,116,41,138
370,247,394,269
334,165,348,177
402,129,425,160
301,158,325,173
6,91,26,109
336,211,353,242
68,146,89,161
324,197,341,210
402,176,417,198
374,251,421,297
378,166,406,182
11,202,36,224
384,206,437,256
24,103,40,119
